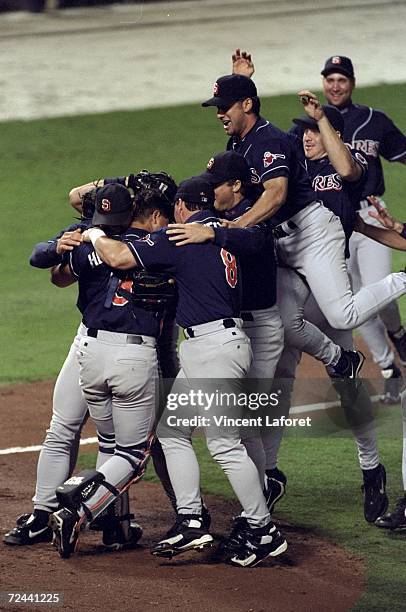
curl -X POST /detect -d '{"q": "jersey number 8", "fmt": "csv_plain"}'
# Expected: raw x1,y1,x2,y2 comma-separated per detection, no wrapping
220,249,238,288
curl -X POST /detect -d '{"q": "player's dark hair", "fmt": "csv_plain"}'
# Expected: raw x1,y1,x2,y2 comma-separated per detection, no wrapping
183,201,211,212
134,188,174,222
251,96,261,116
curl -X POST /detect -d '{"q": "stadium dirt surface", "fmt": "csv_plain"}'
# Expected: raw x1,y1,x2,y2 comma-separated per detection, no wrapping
0,352,384,612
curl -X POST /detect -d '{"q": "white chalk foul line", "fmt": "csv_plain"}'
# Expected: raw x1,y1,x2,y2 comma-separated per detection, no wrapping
0,437,98,456
0,395,381,456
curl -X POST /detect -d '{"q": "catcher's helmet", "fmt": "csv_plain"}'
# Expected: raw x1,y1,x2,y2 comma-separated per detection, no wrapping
134,170,178,205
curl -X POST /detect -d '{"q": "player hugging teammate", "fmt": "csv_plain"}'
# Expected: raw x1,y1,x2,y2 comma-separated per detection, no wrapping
3,51,406,566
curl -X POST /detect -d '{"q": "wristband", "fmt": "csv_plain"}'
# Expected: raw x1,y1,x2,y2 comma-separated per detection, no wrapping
88,228,106,246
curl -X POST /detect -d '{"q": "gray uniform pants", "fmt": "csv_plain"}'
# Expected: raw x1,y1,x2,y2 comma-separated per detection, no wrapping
33,323,90,511
267,268,380,472
240,305,284,483
158,318,271,528
276,202,406,366
76,330,158,518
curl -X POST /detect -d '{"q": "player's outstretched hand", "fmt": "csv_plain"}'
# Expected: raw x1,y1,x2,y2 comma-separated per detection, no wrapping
232,48,255,77
221,219,243,229
367,196,396,229
166,223,215,246
56,229,83,254
298,90,324,121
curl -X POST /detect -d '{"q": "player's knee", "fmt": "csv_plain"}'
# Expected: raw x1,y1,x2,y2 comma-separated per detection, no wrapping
324,310,356,331
206,438,245,466
42,423,82,452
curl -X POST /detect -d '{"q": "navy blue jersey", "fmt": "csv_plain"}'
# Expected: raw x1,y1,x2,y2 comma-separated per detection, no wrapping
305,148,368,240
30,220,89,269
340,103,406,198
228,117,316,225
214,198,277,310
125,211,241,328
69,227,162,337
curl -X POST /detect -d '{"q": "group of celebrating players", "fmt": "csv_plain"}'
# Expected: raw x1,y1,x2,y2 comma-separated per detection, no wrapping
3,50,406,568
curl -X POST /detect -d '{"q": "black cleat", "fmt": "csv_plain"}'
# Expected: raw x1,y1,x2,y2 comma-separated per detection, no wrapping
3,512,52,546
375,496,406,530
49,508,80,558
264,468,287,514
328,349,365,379
380,363,403,405
151,514,213,558
388,327,406,366
102,520,143,551
222,517,287,568
361,464,389,523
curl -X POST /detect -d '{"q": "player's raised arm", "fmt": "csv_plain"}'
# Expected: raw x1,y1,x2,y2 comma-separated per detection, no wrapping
299,90,362,181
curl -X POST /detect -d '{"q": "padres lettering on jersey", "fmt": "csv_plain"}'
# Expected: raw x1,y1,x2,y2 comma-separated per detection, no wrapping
340,103,406,198
305,148,368,250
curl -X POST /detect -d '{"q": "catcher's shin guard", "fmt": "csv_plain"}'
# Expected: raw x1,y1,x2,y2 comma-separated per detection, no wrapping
101,490,143,550
56,469,105,512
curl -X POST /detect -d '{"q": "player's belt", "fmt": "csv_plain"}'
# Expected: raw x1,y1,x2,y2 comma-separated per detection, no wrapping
272,220,298,239
184,318,240,339
86,328,156,346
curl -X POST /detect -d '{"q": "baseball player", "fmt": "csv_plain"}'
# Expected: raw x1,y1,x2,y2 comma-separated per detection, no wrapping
201,74,406,368
86,175,288,568
320,56,406,405
167,151,284,492
3,172,180,549
356,203,406,529
48,183,177,558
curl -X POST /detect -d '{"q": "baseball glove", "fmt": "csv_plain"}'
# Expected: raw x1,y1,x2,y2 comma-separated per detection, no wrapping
117,270,177,311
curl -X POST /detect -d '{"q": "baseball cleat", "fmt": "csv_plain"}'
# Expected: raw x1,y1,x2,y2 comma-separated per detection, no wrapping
328,349,365,379
388,327,406,365
151,514,213,558
221,517,287,568
264,468,287,515
380,364,403,405
3,512,52,546
361,464,388,523
102,521,143,551
375,496,406,530
49,508,80,559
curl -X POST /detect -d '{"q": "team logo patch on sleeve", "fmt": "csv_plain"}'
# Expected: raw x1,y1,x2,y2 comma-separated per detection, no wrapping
207,157,214,170
263,152,286,168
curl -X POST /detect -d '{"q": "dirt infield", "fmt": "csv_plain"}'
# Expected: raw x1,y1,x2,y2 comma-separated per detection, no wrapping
0,355,381,612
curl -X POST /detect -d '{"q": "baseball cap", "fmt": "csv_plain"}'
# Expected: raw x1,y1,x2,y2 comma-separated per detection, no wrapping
175,176,215,208
292,105,344,134
321,56,355,79
202,74,257,108
92,183,133,226
200,151,251,186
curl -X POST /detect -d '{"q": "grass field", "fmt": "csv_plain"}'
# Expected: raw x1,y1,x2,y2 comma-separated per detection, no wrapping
0,83,405,383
